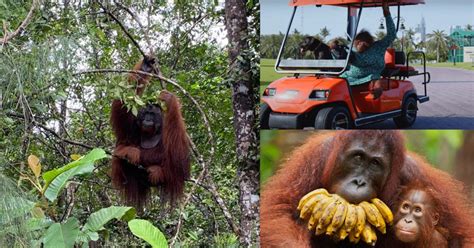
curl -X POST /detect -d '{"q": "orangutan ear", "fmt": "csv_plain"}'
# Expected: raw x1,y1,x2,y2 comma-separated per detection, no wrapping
432,212,439,226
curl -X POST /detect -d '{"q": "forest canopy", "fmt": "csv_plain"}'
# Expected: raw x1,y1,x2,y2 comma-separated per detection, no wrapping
0,0,260,247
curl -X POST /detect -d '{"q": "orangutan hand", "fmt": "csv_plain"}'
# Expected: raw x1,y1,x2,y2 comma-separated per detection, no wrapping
114,145,141,165
159,90,175,105
147,166,165,185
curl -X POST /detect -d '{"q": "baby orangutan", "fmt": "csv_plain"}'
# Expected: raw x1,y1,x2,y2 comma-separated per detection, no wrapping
392,185,448,248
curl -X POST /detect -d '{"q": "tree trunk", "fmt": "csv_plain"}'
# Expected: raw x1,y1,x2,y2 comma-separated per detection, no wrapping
436,43,440,63
224,0,260,246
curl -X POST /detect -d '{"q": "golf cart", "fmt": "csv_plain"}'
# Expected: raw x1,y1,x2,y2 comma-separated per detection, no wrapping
260,0,430,129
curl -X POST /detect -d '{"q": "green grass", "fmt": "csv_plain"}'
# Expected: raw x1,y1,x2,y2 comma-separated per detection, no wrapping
426,62,474,71
260,59,290,88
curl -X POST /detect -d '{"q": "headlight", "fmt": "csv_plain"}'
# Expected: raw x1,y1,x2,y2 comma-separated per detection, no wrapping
263,88,276,96
309,90,330,100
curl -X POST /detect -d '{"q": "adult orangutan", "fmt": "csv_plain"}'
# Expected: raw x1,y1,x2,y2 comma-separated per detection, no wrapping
260,131,474,247
110,56,190,208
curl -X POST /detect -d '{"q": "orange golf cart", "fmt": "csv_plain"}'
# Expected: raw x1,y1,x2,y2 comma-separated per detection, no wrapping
261,0,430,129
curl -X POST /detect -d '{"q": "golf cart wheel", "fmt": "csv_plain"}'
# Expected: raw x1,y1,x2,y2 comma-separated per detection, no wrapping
260,103,271,129
315,106,352,130
394,96,418,128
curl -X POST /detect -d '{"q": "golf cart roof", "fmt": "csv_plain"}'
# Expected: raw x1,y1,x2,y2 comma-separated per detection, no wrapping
289,0,425,7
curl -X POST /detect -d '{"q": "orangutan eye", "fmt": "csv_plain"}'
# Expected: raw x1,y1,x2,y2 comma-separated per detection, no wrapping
402,204,410,210
353,153,363,162
414,207,422,213
371,159,381,167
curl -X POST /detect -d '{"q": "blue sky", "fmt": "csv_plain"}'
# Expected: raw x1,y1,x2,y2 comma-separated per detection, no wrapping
261,0,474,37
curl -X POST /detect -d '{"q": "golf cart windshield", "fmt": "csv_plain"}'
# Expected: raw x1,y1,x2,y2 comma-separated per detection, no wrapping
275,5,360,75
290,0,424,7
275,0,425,75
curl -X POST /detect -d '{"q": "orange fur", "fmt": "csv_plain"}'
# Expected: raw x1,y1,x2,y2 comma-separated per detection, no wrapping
110,57,190,208
261,131,474,248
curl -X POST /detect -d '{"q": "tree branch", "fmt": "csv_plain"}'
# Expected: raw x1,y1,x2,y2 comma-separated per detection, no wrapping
1,0,39,45
73,69,215,156
96,0,146,57
112,1,152,50
6,112,96,150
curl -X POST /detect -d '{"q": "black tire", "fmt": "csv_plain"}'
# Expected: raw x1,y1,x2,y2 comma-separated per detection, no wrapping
394,96,417,128
314,106,352,130
260,103,271,129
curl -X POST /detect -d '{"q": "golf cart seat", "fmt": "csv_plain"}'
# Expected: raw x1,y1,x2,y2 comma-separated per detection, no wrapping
384,49,418,77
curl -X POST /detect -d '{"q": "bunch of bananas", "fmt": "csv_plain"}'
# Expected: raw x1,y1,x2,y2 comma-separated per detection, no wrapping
297,188,393,246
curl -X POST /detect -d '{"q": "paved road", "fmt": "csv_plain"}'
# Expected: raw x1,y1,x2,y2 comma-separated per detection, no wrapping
365,67,474,129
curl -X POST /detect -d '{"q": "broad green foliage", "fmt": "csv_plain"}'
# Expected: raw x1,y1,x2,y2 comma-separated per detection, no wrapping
83,206,136,232
42,148,107,200
77,206,137,246
128,219,168,248
1,149,149,247
43,218,80,248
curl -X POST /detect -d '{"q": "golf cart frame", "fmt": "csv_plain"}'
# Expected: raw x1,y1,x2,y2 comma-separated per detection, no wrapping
262,0,430,129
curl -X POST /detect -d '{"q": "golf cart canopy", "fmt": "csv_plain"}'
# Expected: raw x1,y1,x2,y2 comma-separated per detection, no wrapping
289,0,425,7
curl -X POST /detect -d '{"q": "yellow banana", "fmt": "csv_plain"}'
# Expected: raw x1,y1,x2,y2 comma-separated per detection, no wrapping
360,201,381,228
362,202,386,233
336,226,349,240
307,212,317,230
299,194,329,219
326,202,347,235
371,198,393,225
309,196,334,231
349,228,361,244
353,205,366,238
343,204,357,233
372,204,386,234
297,188,329,210
361,223,377,246
299,196,319,219
315,199,339,235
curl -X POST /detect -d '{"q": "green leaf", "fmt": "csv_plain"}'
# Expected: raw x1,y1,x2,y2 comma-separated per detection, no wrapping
42,148,107,190
82,206,136,232
43,218,79,248
132,105,138,116
76,230,99,245
3,116,14,125
43,162,94,202
26,217,53,232
134,96,146,106
128,219,168,248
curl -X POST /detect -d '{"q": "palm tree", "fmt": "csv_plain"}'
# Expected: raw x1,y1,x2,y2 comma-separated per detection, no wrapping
260,34,283,59
404,28,416,52
319,27,330,42
427,30,449,63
